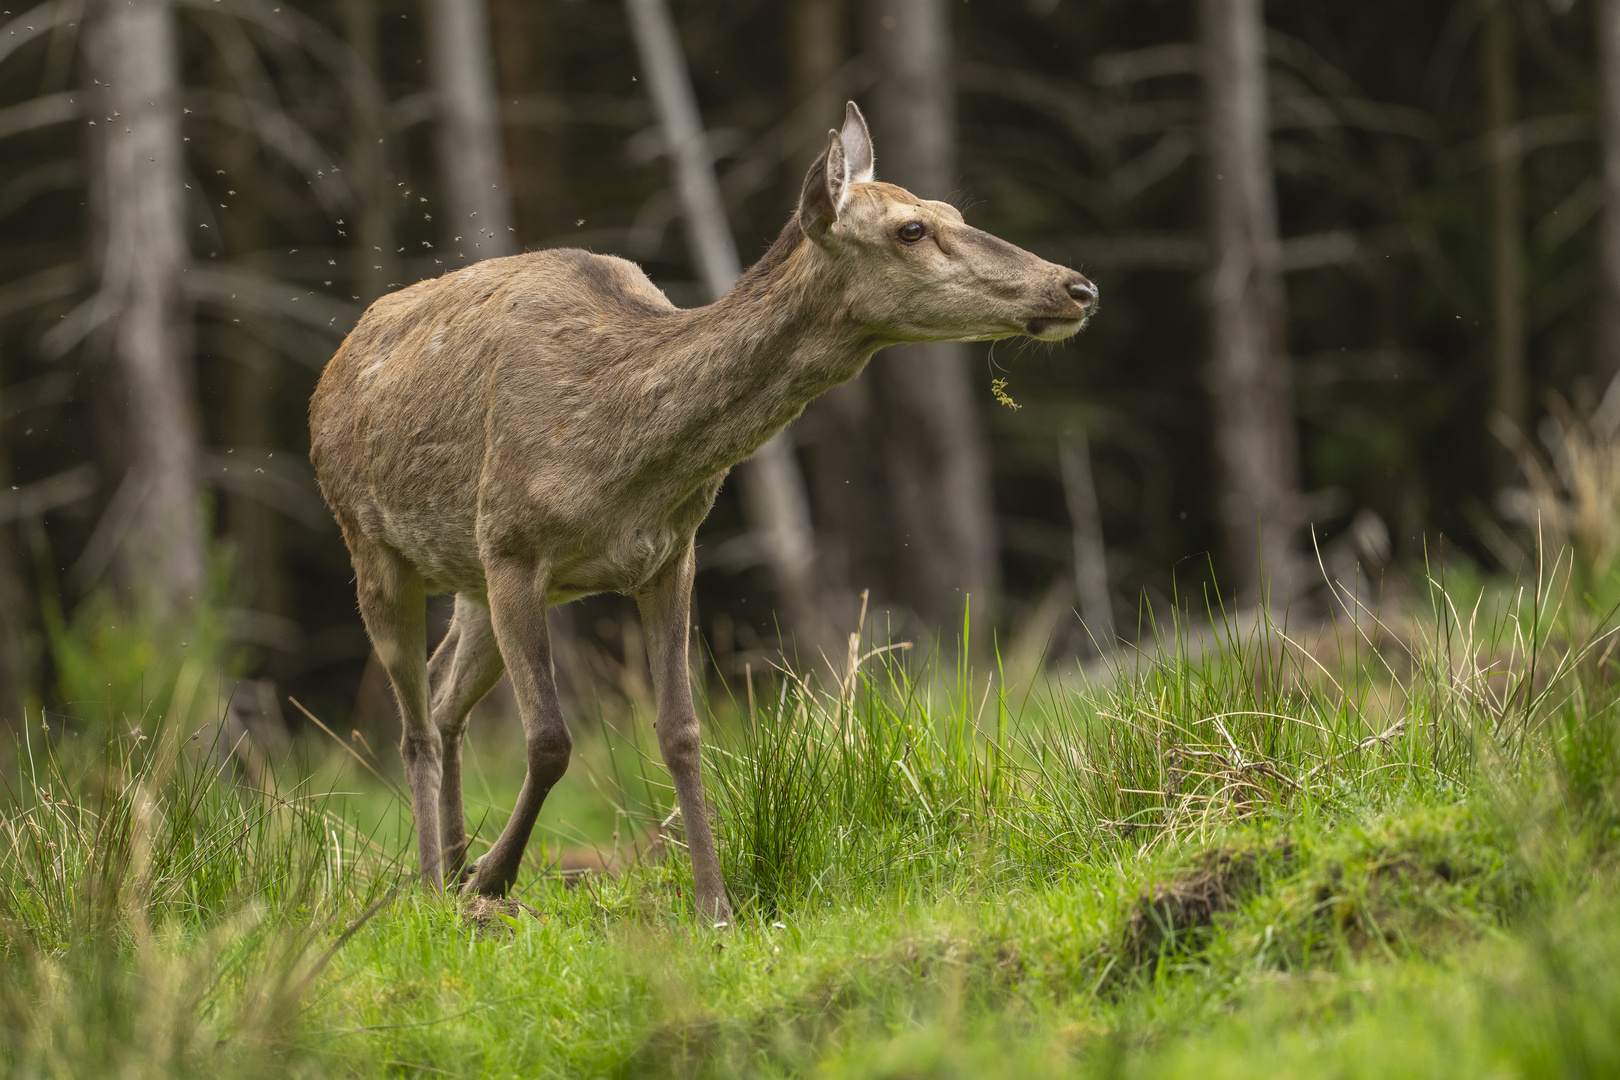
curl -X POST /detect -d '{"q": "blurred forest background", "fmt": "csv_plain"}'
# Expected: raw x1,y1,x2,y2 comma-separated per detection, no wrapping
0,0,1614,733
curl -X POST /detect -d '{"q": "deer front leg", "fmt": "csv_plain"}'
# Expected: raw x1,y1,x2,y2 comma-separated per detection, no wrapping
351,541,442,892
465,556,570,897
637,540,733,922
429,593,506,883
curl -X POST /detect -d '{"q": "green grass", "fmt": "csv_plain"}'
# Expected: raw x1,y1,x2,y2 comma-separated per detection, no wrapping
4,558,1620,1077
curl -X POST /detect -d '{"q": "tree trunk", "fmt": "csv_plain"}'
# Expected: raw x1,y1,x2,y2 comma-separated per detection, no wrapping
0,527,25,730
1059,433,1115,655
1485,0,1527,449
1199,0,1301,602
791,0,879,630
426,0,517,264
792,0,846,130
488,0,566,240
344,0,397,302
625,0,827,652
0,373,27,730
866,0,999,637
1600,0,1620,407
216,97,287,659
224,344,284,626
84,0,204,612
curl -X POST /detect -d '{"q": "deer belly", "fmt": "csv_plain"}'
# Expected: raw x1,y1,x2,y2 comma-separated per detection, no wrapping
549,525,683,599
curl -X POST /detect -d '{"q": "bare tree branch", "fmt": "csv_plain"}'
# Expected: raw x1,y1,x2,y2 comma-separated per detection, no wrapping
200,449,331,531
173,0,351,77
0,463,96,522
181,89,353,213
0,263,84,324
0,91,79,140
184,263,359,333
0,160,82,219
0,1,74,69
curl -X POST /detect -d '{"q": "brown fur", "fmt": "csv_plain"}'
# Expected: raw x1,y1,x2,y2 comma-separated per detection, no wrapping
310,104,1096,918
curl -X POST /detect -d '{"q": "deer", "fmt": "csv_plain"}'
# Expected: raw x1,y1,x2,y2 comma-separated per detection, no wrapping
309,102,1097,921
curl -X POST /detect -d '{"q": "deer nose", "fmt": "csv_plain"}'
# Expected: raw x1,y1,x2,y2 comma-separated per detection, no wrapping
1067,279,1099,311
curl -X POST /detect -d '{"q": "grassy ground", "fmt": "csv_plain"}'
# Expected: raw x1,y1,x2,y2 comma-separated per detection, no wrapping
4,565,1620,1078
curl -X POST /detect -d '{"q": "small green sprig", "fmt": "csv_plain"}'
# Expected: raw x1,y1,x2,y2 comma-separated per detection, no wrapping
990,377,1021,410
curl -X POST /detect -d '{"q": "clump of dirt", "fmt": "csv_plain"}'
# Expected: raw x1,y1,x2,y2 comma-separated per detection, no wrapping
461,894,540,937
1122,842,1292,963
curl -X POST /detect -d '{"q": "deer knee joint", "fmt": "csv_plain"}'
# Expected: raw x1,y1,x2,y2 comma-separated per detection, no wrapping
439,724,464,760
658,717,702,770
401,728,442,770
526,727,572,788
437,709,471,740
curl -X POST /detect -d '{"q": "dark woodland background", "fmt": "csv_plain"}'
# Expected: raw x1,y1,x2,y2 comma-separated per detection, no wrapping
0,0,1611,729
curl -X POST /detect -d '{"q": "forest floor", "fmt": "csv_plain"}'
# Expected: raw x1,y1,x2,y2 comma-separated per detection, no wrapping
4,577,1620,1078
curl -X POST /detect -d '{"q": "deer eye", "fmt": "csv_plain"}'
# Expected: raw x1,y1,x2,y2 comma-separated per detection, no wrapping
897,221,925,243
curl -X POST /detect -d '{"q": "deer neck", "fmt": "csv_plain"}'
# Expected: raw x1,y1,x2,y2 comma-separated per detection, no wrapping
672,231,872,461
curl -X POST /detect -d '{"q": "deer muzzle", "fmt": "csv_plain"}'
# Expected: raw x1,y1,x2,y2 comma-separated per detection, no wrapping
1023,274,1099,340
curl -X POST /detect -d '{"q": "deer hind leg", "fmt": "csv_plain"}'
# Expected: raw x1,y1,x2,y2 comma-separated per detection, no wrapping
637,540,733,921
428,593,505,883
351,539,442,892
465,555,570,897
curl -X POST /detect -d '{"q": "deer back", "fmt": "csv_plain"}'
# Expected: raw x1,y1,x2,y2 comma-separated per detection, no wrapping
311,249,727,593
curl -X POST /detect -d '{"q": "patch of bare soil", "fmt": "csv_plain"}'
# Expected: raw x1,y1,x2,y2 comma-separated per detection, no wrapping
1123,842,1293,963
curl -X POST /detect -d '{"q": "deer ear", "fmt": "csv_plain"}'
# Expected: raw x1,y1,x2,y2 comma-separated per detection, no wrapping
840,101,874,183
796,128,851,242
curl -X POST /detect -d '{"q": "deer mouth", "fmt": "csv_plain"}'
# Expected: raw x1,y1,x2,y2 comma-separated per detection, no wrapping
1023,316,1086,340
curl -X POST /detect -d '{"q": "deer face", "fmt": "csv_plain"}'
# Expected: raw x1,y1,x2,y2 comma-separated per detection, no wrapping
797,103,1098,345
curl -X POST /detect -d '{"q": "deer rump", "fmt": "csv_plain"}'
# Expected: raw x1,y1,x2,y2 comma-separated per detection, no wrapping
311,246,787,605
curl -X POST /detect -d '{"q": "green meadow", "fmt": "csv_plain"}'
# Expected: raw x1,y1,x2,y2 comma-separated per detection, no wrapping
4,561,1619,1078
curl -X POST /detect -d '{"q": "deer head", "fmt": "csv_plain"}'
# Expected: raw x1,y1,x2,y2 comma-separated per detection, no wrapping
796,102,1097,346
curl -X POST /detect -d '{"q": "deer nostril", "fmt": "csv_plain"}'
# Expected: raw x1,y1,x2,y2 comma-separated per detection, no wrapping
1068,280,1098,309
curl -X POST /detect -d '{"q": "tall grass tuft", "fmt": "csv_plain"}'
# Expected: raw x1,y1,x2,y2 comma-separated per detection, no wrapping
706,543,1620,919
0,687,406,1075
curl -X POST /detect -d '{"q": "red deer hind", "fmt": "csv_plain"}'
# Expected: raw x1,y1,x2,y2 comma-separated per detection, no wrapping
310,103,1097,920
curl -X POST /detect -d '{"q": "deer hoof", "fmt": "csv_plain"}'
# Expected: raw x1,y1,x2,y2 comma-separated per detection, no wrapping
455,856,480,891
